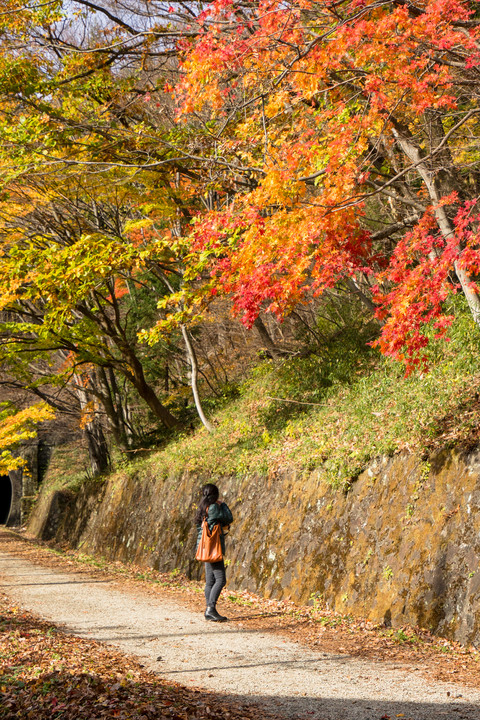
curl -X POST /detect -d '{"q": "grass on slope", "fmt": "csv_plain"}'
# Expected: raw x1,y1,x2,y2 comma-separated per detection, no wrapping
126,301,480,488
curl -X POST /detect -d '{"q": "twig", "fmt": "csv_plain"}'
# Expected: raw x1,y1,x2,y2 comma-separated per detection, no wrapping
266,395,324,406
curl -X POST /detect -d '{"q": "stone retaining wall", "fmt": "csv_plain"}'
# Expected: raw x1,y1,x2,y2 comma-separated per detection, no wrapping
28,447,480,646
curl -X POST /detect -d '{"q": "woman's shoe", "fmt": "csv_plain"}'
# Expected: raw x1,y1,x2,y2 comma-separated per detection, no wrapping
205,606,228,622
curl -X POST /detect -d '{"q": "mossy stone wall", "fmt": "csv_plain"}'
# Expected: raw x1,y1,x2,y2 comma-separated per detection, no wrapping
27,447,480,646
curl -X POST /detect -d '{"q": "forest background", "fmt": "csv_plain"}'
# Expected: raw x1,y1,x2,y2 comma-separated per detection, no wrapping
2,0,480,488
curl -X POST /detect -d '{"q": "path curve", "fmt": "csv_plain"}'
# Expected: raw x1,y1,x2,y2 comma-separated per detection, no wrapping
1,550,479,720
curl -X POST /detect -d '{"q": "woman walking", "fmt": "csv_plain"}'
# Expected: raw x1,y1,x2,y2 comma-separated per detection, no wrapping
195,483,233,622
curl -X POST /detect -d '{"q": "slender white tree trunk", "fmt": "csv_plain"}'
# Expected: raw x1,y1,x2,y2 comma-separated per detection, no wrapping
392,128,480,328
180,325,214,433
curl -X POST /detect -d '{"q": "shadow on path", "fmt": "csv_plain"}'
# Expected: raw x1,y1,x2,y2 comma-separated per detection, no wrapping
235,693,479,720
0,664,477,720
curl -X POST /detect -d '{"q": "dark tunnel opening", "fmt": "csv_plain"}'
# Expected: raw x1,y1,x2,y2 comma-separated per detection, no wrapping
0,474,12,524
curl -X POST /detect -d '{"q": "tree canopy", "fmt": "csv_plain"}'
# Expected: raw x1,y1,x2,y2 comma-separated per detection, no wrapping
1,0,480,470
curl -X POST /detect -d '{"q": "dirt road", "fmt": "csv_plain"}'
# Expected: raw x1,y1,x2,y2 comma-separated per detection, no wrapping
1,537,479,720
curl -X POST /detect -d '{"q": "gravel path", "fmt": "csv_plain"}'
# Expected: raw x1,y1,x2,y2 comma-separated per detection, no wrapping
1,551,479,720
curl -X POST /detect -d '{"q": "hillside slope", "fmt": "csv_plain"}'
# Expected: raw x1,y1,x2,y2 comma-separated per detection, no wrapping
26,305,480,647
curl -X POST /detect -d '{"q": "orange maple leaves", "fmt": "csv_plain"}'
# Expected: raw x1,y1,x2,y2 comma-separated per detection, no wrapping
172,0,480,367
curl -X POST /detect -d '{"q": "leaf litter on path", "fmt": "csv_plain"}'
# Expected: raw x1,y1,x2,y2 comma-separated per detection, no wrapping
0,590,271,720
0,528,479,720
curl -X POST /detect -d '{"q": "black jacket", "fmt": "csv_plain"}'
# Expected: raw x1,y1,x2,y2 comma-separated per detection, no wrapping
196,501,233,555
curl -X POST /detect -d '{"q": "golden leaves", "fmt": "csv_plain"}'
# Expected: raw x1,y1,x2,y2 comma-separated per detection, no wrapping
0,403,54,474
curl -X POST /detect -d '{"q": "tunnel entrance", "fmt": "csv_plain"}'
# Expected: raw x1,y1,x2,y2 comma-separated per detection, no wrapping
0,475,12,524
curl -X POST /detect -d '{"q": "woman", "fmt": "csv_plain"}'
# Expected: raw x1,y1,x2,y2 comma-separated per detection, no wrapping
195,483,233,622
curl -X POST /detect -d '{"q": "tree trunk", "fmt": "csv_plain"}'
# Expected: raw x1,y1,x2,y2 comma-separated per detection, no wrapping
253,316,282,358
94,367,134,449
84,419,110,477
126,358,179,429
74,374,110,476
392,126,480,328
107,367,135,443
345,277,377,315
77,298,180,430
181,325,214,432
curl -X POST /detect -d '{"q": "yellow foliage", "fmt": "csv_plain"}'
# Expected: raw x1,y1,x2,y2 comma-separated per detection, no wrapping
0,403,54,475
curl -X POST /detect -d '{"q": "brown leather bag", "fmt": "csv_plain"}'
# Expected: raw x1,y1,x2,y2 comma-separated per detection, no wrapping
195,512,223,563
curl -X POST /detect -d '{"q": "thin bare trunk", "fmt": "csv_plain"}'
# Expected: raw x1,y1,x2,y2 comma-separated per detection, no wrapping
94,367,134,449
393,127,480,328
74,373,110,476
181,325,214,433
158,270,213,431
345,277,377,316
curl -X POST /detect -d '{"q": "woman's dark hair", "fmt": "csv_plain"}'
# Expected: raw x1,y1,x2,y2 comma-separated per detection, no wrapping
195,483,219,524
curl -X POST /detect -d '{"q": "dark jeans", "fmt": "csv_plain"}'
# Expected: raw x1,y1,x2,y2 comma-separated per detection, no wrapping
204,560,226,607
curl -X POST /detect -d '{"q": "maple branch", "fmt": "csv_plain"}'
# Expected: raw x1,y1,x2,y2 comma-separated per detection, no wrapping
69,0,141,35
261,97,270,161
298,168,326,183
363,182,427,213
52,54,119,88
345,277,378,316
333,107,480,214
369,216,421,241
392,125,480,328
0,380,74,414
